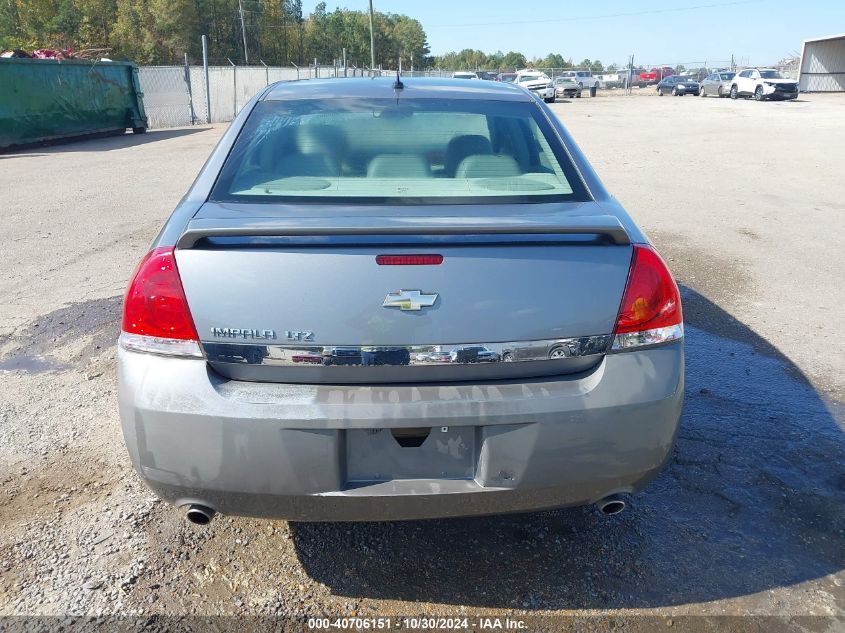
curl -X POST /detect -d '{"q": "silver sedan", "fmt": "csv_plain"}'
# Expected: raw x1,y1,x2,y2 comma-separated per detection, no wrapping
699,71,736,97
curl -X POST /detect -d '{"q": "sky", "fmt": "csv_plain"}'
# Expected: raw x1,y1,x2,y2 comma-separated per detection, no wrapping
302,0,844,66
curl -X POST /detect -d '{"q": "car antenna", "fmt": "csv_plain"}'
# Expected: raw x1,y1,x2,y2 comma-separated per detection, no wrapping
393,59,404,90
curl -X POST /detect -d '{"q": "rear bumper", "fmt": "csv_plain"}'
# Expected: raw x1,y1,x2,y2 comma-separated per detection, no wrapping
118,342,684,521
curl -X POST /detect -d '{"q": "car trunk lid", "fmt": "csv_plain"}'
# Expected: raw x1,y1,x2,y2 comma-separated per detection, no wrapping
174,203,633,383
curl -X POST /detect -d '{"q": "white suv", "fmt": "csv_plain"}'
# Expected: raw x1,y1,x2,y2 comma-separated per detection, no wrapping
730,68,798,101
560,70,600,97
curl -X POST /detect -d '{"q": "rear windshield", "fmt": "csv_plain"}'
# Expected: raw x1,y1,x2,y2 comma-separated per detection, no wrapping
211,98,588,205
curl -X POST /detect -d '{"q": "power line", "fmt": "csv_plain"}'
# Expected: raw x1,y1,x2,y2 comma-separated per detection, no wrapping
427,0,762,28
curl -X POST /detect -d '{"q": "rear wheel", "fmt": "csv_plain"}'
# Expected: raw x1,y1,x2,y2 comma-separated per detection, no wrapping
658,87,663,96
544,96,555,103
718,86,724,97
730,85,738,99
549,346,570,359
754,86,765,101
132,126,146,134
502,353,514,363
672,87,678,96
700,86,706,96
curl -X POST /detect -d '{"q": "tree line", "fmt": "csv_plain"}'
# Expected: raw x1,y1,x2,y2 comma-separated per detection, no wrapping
0,0,429,68
433,50,616,73
1,0,615,71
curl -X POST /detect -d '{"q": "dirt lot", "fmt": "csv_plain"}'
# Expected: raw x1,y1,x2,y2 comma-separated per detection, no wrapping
1,91,844,629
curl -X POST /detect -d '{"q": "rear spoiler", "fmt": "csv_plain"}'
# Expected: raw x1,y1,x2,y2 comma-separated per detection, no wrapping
176,215,630,248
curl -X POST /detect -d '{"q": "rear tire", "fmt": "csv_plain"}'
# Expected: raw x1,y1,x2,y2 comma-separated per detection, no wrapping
544,96,555,103
658,87,663,96
502,353,514,363
718,86,724,97
132,126,146,134
754,86,765,101
672,87,678,96
730,85,738,99
700,86,706,96
549,346,570,359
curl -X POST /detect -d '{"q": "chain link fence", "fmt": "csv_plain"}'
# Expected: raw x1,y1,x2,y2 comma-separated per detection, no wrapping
138,58,807,129
139,63,370,129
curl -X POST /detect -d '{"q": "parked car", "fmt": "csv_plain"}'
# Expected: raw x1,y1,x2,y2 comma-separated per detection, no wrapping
291,350,321,364
449,345,500,363
657,75,700,96
427,351,452,363
515,70,555,102
452,71,478,80
699,71,736,97
496,72,517,83
559,70,599,96
554,77,582,99
729,68,798,101
118,77,684,523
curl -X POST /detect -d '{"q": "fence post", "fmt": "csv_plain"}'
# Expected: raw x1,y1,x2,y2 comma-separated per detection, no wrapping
291,61,299,80
343,48,348,77
228,58,236,117
184,52,196,125
261,59,269,85
314,58,318,79
202,35,211,123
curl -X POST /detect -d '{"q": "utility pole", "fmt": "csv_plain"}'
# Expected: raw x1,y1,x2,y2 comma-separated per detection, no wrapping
238,0,249,64
368,0,376,71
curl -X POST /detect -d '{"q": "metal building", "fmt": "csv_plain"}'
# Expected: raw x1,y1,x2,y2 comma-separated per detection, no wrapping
799,33,845,92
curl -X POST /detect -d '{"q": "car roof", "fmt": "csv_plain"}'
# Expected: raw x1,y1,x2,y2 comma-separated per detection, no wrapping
263,77,531,102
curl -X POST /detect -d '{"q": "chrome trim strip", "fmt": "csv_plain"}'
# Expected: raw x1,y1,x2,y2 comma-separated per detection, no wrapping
201,334,612,367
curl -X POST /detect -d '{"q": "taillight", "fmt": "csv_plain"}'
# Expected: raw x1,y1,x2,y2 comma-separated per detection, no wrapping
611,244,683,351
119,247,202,358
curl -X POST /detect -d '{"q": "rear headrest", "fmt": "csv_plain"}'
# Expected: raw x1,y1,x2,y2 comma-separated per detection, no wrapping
296,124,347,156
367,154,431,178
255,126,295,171
455,154,521,178
444,134,492,176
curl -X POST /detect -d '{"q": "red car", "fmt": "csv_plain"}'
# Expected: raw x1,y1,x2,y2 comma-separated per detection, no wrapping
291,351,321,364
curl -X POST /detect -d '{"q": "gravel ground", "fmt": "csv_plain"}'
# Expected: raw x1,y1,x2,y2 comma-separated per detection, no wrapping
0,92,843,630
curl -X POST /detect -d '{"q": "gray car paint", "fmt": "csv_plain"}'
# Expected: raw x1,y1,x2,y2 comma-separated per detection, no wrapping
120,77,683,521
118,342,683,521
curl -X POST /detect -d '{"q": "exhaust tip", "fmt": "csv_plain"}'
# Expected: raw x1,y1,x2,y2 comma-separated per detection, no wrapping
186,504,215,525
596,495,626,516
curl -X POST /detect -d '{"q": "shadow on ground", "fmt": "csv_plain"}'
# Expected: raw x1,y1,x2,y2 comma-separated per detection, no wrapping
0,127,209,155
290,286,845,609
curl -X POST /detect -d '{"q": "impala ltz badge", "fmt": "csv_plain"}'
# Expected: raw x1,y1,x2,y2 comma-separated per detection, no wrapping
382,290,438,311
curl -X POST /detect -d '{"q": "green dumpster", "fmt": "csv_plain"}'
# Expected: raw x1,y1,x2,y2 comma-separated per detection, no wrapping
0,58,148,150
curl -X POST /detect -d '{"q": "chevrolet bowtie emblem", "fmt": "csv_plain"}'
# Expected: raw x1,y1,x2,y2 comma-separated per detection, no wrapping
382,290,438,311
